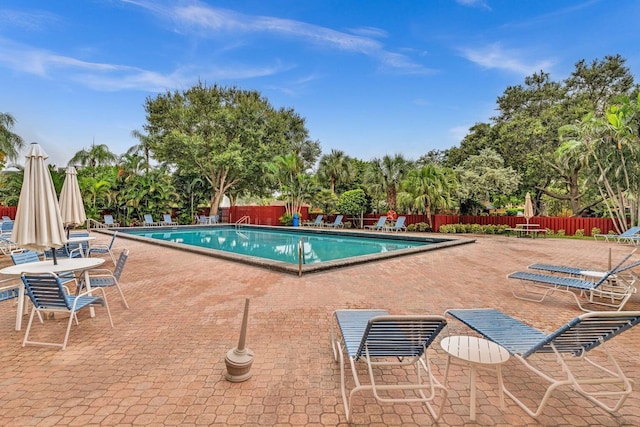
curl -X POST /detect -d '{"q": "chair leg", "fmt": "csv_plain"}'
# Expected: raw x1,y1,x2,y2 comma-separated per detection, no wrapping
61,311,77,350
22,308,37,347
114,281,130,309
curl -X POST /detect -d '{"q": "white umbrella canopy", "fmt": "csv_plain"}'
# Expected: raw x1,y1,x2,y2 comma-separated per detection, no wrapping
524,192,534,225
11,143,67,255
59,166,86,227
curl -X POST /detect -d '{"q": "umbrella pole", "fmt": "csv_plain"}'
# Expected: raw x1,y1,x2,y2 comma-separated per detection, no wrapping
51,247,58,265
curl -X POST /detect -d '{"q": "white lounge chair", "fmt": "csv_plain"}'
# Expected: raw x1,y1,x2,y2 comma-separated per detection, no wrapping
330,309,448,422
364,216,387,231
446,308,640,418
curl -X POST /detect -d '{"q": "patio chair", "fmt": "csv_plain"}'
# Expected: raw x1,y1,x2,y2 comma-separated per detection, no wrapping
143,214,159,226
593,226,640,244
20,273,113,350
330,309,448,422
322,214,344,228
161,214,177,226
382,215,407,232
80,249,130,309
0,234,18,255
528,253,640,278
88,231,118,264
302,214,323,227
445,308,640,418
1,219,14,235
196,215,210,224
103,214,119,228
508,250,638,311
364,215,387,231
12,249,78,288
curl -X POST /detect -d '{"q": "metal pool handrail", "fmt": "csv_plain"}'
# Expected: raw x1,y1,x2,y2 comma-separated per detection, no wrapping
235,216,250,228
298,237,305,277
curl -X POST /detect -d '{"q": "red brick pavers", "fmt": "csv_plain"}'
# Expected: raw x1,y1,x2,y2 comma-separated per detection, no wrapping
1,233,639,426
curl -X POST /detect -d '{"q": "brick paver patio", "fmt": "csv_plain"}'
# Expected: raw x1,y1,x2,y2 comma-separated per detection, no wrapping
1,232,639,426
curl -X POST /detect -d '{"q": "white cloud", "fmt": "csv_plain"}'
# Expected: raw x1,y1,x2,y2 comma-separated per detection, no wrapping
124,0,431,74
456,0,491,10
0,37,289,92
459,43,554,75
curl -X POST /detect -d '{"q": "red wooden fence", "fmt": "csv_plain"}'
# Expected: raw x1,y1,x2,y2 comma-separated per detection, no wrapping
0,206,16,220
431,214,615,236
203,206,617,236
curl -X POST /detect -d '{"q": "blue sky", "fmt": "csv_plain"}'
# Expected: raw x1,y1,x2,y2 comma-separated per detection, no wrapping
1,0,639,167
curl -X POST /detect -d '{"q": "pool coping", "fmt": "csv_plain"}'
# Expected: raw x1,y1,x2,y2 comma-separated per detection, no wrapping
96,224,476,275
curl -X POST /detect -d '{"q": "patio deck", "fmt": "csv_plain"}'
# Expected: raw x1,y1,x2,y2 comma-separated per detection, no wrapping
1,233,639,426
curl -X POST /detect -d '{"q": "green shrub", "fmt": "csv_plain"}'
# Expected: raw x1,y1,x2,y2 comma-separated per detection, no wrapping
439,224,456,233
591,227,601,236
484,224,496,234
407,224,417,232
279,213,293,226
417,222,430,232
455,223,470,233
557,229,565,236
545,228,554,236
470,224,483,234
496,225,511,234
506,209,519,216
574,229,584,237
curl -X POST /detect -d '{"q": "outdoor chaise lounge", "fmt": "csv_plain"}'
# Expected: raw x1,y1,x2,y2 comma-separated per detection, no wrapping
143,214,159,226
302,214,323,227
103,214,119,228
593,226,640,244
364,215,387,231
323,214,344,228
445,308,640,418
508,251,638,311
330,309,448,422
20,273,114,350
382,215,407,232
161,214,177,226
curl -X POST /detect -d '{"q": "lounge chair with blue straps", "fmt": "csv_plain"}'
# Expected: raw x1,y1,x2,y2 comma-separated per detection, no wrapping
594,226,640,244
445,308,640,418
143,214,159,226
20,273,113,350
103,214,119,228
382,215,407,232
323,214,344,228
330,309,448,422
364,215,387,231
302,214,323,227
161,214,177,226
508,251,638,311
528,251,640,280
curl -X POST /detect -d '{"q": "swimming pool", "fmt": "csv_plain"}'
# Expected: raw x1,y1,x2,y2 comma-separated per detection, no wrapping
114,225,474,275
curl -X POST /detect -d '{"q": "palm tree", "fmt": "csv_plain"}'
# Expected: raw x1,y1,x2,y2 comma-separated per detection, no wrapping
68,142,118,168
365,154,412,210
317,149,352,193
0,112,25,162
402,165,458,228
129,129,153,172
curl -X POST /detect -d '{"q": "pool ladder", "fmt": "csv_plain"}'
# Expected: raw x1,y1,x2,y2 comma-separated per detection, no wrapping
298,237,305,277
235,216,250,228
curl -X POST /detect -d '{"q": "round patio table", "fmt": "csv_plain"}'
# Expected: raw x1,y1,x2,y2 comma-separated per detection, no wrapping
0,257,105,331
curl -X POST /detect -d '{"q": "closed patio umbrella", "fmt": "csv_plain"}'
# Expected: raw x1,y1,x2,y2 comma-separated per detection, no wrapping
11,143,67,264
524,192,534,225
59,166,86,232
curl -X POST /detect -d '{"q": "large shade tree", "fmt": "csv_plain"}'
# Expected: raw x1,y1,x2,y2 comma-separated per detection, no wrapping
143,83,319,216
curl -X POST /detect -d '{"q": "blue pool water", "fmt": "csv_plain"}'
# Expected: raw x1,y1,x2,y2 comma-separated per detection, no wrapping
125,226,431,265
